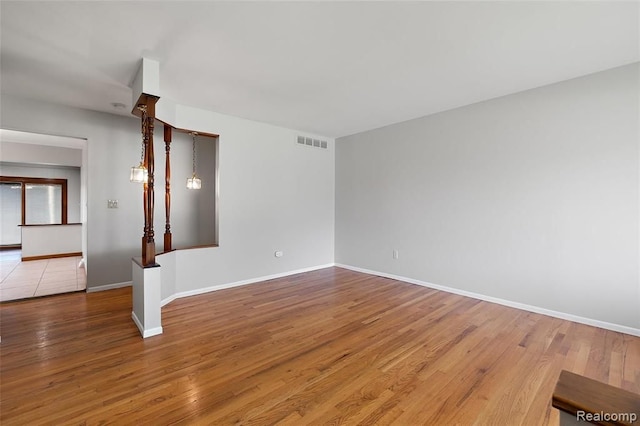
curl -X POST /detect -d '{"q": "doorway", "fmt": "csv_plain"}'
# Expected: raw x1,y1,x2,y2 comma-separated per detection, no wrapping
0,129,88,301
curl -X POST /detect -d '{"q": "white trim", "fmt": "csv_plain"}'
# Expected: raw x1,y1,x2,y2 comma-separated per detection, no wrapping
335,263,640,337
131,311,163,338
131,311,143,335
86,281,132,293
160,263,335,307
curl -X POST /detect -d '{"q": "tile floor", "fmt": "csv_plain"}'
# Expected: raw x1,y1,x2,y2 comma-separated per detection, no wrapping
0,250,86,302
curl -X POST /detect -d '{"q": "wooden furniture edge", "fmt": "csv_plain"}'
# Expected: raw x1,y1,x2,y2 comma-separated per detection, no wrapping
22,252,82,262
552,370,640,425
19,223,82,227
131,257,160,269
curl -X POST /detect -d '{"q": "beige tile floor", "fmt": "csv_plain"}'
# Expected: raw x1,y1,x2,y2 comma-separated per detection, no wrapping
0,250,86,302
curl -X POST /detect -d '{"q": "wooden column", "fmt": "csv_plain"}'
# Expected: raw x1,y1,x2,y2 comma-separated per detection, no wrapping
140,106,149,262
146,103,156,265
133,94,159,267
163,124,172,252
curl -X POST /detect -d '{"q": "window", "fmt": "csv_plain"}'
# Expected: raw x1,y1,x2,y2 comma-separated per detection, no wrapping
25,183,63,224
0,182,22,245
0,176,68,230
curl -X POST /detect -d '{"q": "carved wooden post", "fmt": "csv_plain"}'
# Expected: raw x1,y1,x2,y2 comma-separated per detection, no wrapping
144,101,156,266
140,104,149,262
133,94,159,267
163,124,172,252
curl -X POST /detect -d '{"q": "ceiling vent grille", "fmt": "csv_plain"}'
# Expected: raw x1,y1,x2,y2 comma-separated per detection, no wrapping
296,135,328,150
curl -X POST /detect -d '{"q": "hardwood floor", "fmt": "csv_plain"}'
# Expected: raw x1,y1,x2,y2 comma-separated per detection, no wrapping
1,267,638,424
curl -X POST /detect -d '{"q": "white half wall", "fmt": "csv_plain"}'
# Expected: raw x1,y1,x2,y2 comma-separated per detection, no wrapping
21,224,81,258
336,63,640,330
132,260,163,338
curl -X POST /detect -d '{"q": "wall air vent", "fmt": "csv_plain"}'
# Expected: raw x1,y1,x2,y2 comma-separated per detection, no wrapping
296,135,329,150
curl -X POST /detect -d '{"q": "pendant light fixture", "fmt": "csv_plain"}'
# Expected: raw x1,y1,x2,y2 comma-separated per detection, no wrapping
130,105,148,183
186,132,201,190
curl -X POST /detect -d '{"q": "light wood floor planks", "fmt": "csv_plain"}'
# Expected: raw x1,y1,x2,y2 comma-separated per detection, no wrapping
1,267,638,424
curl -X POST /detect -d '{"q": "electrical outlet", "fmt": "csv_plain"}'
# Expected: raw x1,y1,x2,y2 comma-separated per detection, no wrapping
393,249,399,260
274,250,284,258
107,200,118,209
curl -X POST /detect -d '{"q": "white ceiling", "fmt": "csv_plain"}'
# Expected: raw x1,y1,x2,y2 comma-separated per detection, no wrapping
1,1,638,138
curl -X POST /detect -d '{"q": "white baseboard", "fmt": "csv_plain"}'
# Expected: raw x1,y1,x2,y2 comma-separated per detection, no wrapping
335,263,640,337
86,281,132,293
161,263,335,307
131,311,163,338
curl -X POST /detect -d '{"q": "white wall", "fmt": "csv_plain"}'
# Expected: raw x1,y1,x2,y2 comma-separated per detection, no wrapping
1,94,335,291
195,137,217,246
156,100,335,295
336,63,639,330
0,141,82,167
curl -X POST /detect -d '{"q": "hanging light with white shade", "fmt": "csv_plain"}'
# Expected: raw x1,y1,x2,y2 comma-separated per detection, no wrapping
186,132,201,190
130,105,148,183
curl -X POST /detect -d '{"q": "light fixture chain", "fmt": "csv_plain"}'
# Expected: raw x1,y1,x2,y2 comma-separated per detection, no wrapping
139,104,148,163
192,133,197,175
129,104,149,184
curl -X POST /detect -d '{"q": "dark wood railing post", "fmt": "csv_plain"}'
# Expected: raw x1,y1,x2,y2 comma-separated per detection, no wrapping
163,124,172,252
137,116,219,255
145,102,156,266
140,104,149,262
133,94,159,267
